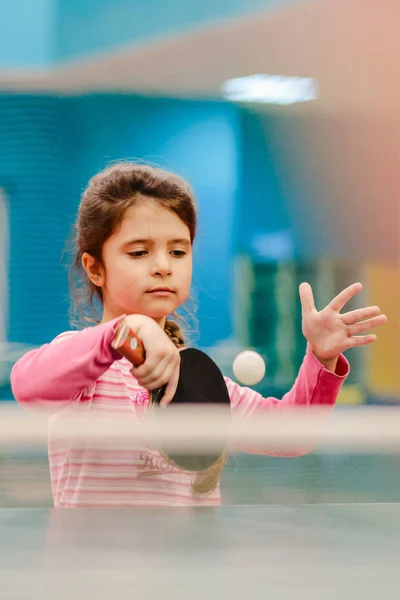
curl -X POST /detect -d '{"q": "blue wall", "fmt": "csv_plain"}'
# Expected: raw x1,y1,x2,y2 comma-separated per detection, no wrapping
0,0,55,68
238,110,339,262
0,94,74,345
1,94,240,348
239,111,295,261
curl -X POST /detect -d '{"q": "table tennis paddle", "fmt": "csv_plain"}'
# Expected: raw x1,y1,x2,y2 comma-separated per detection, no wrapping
111,321,231,472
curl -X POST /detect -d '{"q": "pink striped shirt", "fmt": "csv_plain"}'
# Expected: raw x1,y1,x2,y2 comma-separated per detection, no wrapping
10,317,349,507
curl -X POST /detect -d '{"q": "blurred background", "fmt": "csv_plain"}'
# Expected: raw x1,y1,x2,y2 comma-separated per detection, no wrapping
0,0,399,506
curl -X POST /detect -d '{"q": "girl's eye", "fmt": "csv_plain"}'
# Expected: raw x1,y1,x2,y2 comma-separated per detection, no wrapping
128,250,148,258
127,249,187,258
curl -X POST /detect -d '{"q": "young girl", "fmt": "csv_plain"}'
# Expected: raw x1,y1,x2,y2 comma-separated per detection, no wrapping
10,163,386,507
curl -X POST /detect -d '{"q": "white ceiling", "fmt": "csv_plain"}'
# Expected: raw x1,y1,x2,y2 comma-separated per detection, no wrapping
0,0,399,115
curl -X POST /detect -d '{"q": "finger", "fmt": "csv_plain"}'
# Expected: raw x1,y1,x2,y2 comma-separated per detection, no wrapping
329,282,362,312
299,282,316,316
134,350,175,382
136,356,178,389
347,314,387,336
136,355,172,387
160,363,181,407
138,348,179,387
346,334,377,349
133,361,156,381
342,305,381,325
140,368,176,391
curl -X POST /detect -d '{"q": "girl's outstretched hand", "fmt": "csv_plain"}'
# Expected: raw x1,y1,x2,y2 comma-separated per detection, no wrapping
299,282,387,371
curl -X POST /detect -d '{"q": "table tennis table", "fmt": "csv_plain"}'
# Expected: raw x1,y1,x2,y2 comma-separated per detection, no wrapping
2,503,400,599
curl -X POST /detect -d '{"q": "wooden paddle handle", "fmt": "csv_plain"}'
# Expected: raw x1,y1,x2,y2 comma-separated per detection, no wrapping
111,320,146,367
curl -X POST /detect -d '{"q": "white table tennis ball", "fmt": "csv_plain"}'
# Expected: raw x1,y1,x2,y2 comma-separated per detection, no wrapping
233,350,266,386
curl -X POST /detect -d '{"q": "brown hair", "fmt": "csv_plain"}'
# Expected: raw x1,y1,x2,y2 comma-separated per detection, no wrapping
69,162,224,493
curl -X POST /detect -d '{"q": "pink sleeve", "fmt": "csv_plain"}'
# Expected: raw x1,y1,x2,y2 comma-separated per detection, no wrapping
10,316,125,412
226,344,350,457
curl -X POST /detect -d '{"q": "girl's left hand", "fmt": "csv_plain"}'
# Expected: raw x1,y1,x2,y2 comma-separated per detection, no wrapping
299,282,387,370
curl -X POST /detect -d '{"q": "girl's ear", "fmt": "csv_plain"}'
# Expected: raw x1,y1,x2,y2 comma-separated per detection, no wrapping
82,253,105,287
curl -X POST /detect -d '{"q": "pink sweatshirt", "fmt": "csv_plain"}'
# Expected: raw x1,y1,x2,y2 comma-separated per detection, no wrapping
10,317,349,507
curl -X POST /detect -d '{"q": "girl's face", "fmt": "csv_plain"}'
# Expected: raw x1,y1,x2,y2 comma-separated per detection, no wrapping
82,198,193,326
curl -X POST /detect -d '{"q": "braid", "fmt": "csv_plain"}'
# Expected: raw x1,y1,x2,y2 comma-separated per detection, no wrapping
164,318,185,348
191,453,227,496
